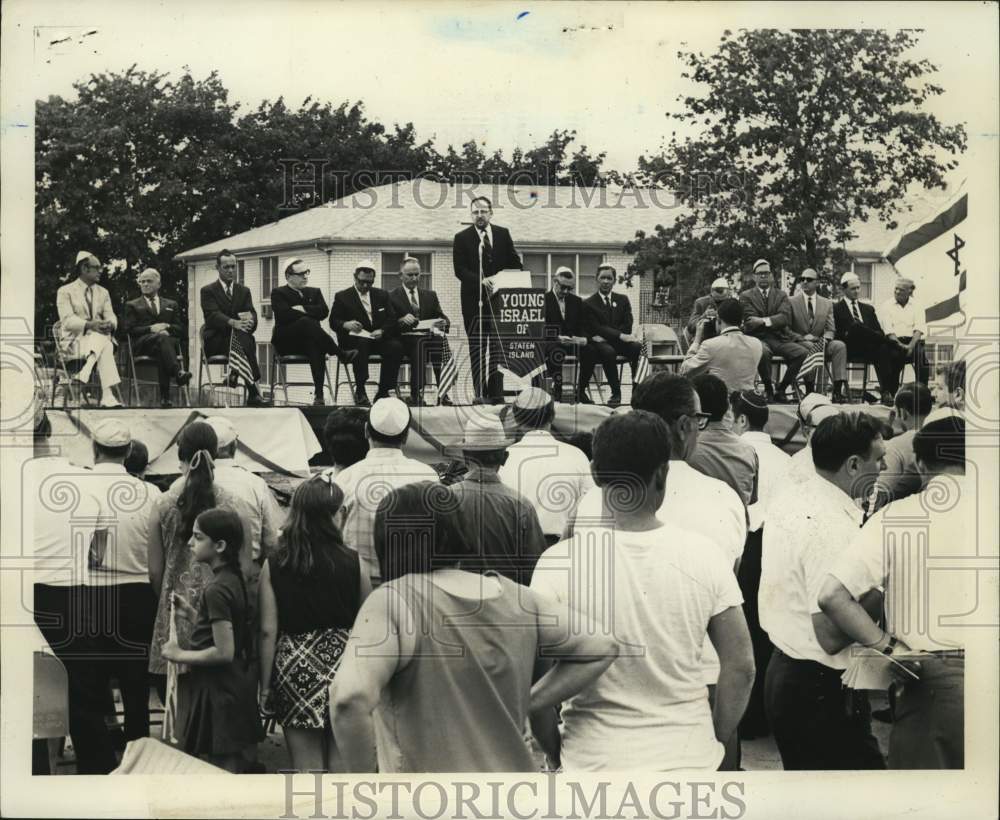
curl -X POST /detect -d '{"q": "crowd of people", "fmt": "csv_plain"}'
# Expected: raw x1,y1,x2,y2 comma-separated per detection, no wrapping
29,348,969,774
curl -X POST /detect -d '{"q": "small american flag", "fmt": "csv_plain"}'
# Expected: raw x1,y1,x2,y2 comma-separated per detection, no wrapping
634,335,651,385
800,338,826,379
436,334,458,403
228,332,255,384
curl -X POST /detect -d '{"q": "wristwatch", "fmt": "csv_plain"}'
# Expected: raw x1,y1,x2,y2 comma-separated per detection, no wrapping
882,634,899,656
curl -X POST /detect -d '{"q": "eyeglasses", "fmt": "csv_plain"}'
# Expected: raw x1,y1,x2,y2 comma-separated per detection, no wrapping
290,269,310,277
670,411,712,431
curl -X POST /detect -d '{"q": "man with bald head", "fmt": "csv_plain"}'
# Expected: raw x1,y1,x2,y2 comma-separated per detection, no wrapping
123,268,191,407
788,268,848,402
879,277,930,387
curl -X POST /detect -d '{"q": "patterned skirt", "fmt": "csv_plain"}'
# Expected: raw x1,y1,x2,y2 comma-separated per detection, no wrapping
271,627,350,730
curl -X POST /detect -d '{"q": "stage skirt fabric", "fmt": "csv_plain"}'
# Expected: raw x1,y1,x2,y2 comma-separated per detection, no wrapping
271,627,350,730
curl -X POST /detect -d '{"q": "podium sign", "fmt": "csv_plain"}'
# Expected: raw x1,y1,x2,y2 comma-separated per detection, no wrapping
490,286,547,385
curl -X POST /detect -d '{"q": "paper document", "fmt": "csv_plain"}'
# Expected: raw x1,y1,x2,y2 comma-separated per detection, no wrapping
490,269,533,290
350,330,375,340
415,319,440,330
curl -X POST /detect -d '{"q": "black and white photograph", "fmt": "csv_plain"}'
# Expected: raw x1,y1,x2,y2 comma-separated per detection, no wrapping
1,1,997,817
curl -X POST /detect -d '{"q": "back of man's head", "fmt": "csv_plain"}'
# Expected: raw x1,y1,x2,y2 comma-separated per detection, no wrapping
631,372,697,422
731,390,769,431
810,412,882,473
591,410,672,490
123,439,150,476
716,298,744,327
323,407,369,468
691,374,729,423
894,382,933,422
913,416,965,475
367,397,411,448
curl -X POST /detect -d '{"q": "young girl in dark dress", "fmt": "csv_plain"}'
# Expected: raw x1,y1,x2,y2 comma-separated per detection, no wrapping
161,508,263,772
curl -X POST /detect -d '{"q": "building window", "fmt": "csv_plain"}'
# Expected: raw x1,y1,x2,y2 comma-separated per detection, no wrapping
381,252,432,292
852,261,874,300
260,256,279,301
518,252,607,297
237,260,245,285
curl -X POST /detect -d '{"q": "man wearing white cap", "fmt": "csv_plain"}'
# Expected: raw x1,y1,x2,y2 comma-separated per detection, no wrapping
326,397,437,587
85,419,163,749
499,387,593,543
833,272,906,405
55,251,123,407
788,268,848,402
329,260,404,406
878,277,930,387
448,413,547,585
685,277,732,343
122,267,191,407
738,259,811,403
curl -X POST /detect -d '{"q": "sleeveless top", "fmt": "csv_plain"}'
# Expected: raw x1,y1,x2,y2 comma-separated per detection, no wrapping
373,573,539,773
268,545,361,634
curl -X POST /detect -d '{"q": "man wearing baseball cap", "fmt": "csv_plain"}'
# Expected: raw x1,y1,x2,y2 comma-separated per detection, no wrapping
739,259,811,403
325,397,437,587
329,260,404,406
54,251,123,407
685,276,732,343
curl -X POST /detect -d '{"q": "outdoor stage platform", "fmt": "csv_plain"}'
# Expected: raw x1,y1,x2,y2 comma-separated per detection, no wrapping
45,401,895,477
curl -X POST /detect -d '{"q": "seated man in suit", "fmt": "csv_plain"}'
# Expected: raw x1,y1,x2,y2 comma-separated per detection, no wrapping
388,256,452,406
583,263,642,407
122,267,191,407
543,266,596,404
55,250,123,407
685,277,731,344
329,260,404,406
834,272,908,406
200,249,271,407
270,258,355,406
680,298,762,391
788,268,848,403
739,259,811,403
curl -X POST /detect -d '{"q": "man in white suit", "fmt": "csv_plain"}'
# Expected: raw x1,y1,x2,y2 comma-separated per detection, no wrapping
55,251,123,407
788,268,847,403
680,297,763,391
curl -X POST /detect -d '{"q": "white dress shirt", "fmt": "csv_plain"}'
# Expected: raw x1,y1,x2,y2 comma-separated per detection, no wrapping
741,431,792,531
760,470,864,668
878,296,925,338
498,430,593,538
87,463,162,585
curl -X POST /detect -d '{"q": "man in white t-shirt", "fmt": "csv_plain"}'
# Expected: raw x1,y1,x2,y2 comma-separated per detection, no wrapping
531,409,754,772
817,416,972,769
760,411,888,770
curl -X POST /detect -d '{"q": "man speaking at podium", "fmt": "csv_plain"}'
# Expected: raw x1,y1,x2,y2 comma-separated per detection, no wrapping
453,196,522,403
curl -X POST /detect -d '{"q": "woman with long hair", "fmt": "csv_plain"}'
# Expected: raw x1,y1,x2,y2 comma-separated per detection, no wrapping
148,421,239,682
330,481,618,773
258,475,368,772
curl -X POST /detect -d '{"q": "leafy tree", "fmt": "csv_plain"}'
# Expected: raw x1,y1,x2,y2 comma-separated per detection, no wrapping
626,29,966,323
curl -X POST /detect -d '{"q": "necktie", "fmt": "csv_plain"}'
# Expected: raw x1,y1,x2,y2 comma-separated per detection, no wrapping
604,295,611,312
807,297,814,321
85,285,94,319
408,288,419,313
147,296,158,316
225,283,233,301
557,297,565,319
480,230,493,275
851,300,862,323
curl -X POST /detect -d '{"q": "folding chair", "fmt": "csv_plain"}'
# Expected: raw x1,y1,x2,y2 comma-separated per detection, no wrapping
334,352,384,405
121,336,190,408
589,355,628,403
33,651,69,775
846,358,874,403
49,322,99,407
197,325,236,408
643,323,685,374
272,351,335,405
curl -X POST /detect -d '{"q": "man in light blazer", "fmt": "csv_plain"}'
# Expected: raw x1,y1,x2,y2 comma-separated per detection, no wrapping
55,251,123,407
788,268,848,403
122,267,191,407
739,259,811,403
681,298,763,391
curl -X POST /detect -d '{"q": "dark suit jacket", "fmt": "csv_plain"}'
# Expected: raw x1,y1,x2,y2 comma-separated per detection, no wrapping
388,286,450,333
200,280,257,344
270,285,329,348
122,295,183,341
452,224,522,318
738,287,798,341
329,286,397,343
544,291,590,339
583,292,634,341
833,298,884,343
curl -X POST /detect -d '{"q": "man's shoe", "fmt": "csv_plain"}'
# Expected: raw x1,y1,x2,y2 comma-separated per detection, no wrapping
862,390,881,404
489,396,505,405
881,392,895,407
607,393,622,408
762,383,775,403
355,393,371,407
312,397,327,406
99,397,123,409
438,395,454,407
246,394,272,408
575,391,594,405
175,371,192,387
159,399,174,409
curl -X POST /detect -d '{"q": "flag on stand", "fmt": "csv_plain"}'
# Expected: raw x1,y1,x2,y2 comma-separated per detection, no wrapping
634,335,651,385
885,182,968,327
228,332,255,384
436,333,458,403
800,338,827,378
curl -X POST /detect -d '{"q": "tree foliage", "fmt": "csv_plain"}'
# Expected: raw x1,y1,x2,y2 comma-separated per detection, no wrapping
626,29,966,322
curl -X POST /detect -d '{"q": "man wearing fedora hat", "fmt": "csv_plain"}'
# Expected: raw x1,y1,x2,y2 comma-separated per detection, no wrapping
55,250,123,407
329,260,404,406
448,413,547,585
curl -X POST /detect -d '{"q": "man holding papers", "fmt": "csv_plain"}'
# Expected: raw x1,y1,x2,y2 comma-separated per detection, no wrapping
329,260,404,406
388,256,452,406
